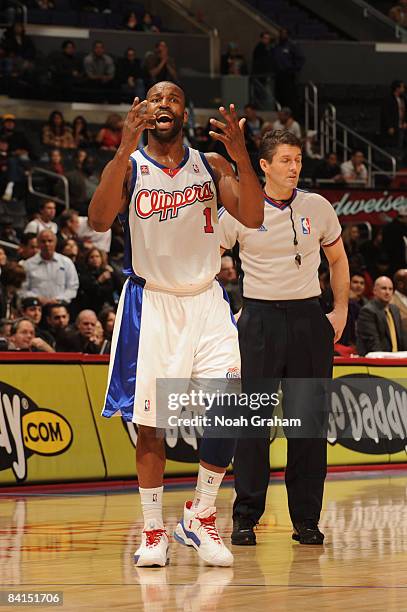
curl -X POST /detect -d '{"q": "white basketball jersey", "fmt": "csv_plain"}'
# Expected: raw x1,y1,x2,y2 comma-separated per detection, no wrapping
120,146,220,294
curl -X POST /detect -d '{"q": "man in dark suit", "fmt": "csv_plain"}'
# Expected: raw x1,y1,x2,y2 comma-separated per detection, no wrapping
381,80,407,153
356,276,407,355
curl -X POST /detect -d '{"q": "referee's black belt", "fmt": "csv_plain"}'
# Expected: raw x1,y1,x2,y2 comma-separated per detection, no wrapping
243,296,320,309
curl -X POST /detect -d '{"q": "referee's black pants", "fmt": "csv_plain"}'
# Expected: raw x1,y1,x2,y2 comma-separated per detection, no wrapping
233,297,334,526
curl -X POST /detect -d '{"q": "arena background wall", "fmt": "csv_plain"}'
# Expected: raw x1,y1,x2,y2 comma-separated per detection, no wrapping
0,354,406,485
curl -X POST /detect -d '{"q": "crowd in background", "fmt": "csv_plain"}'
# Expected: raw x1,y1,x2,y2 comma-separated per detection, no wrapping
0,7,406,356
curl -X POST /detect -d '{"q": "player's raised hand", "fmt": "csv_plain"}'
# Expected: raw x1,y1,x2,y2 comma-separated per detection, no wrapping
208,104,248,163
120,97,156,153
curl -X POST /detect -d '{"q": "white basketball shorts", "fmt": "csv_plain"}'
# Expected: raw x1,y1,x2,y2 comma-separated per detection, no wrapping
102,278,240,426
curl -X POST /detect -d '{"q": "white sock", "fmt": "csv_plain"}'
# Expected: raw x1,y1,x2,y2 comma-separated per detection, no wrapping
139,486,164,529
192,465,225,512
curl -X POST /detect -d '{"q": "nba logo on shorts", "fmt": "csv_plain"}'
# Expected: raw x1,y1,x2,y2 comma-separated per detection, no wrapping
144,399,150,412
193,163,200,173
301,217,311,235
141,165,149,175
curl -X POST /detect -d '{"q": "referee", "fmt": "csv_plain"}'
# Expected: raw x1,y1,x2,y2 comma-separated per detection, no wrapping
219,130,349,545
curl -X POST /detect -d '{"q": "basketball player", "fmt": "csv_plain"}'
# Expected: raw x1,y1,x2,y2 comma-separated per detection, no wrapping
88,81,264,567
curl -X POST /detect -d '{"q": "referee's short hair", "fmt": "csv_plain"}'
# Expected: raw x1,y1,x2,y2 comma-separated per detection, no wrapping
259,129,302,162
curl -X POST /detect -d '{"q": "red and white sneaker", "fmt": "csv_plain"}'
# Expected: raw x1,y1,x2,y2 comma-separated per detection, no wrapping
173,501,233,567
134,520,169,567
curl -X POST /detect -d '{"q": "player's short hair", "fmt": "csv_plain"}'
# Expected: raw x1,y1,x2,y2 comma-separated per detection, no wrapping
259,129,302,162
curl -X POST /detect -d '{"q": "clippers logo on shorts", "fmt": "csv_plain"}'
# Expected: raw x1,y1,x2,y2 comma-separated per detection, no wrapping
144,400,151,412
301,217,311,234
141,165,150,175
135,181,214,222
226,367,240,379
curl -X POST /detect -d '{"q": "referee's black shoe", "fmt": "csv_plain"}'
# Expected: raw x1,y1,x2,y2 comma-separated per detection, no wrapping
231,517,257,546
292,520,324,545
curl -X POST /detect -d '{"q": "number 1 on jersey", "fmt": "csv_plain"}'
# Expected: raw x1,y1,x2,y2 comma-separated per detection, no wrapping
203,207,214,234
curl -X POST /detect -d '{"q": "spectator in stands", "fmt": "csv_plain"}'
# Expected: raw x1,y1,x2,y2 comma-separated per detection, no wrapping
20,295,55,345
273,107,301,139
382,206,407,273
217,254,242,314
312,152,342,185
123,11,143,31
42,111,75,149
83,41,115,88
117,47,144,102
74,148,88,168
0,114,31,200
144,41,178,88
0,113,32,159
251,31,274,82
20,229,79,305
72,116,92,148
350,272,368,307
356,276,407,355
342,224,366,271
57,209,80,248
8,317,54,352
24,199,57,235
62,155,99,215
77,247,120,312
273,28,304,115
141,12,159,33
244,104,263,139
20,296,42,326
48,148,65,176
61,238,80,265
1,23,36,62
389,0,407,27
381,80,406,154
57,309,101,353
99,306,115,341
17,233,38,262
96,113,123,150
45,302,71,350
391,269,407,333
338,274,367,348
221,42,248,76
0,136,16,201
340,150,368,186
0,247,7,267
0,318,12,342
49,40,82,94
0,261,26,318
193,124,210,152
360,227,387,283
46,149,66,197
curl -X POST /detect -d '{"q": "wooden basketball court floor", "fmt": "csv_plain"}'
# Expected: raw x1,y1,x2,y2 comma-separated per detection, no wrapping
1,470,407,611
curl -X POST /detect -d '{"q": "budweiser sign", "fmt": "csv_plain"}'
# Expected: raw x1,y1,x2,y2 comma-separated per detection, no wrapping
135,181,214,221
317,189,407,224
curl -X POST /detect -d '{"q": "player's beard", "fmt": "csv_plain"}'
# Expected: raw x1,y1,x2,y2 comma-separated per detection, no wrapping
150,115,184,143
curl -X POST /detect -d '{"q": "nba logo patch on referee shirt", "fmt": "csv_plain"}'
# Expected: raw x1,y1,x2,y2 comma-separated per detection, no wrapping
141,165,149,175
301,217,311,234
